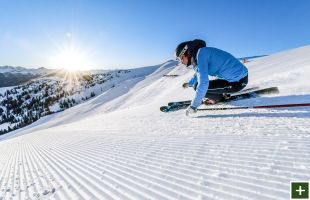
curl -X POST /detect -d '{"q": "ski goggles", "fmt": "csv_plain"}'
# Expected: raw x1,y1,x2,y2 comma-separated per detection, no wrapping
176,45,188,62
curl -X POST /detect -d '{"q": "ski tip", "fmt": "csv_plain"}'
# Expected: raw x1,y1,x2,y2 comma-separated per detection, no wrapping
271,87,280,93
160,106,169,112
260,86,280,94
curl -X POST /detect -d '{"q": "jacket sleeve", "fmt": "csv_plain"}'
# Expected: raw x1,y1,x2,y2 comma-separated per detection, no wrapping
188,74,197,87
190,50,209,108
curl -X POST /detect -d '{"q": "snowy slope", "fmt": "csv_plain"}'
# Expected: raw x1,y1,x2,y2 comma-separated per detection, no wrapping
0,87,13,95
0,46,310,200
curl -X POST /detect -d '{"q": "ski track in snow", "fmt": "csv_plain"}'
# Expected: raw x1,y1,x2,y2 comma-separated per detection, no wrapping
0,47,310,200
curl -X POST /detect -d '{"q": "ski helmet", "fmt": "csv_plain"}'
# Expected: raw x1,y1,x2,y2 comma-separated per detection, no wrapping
175,41,190,58
187,39,206,66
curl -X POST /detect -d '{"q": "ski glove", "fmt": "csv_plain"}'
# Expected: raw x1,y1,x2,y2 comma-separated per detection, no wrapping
186,106,197,116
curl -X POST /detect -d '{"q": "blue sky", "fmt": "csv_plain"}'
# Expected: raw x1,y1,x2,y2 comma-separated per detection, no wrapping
0,0,310,69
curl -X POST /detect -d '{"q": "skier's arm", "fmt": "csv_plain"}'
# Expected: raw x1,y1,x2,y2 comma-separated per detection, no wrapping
190,50,209,108
188,74,197,87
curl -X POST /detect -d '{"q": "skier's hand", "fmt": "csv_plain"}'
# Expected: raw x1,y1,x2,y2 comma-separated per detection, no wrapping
203,98,217,105
186,106,197,116
182,83,189,89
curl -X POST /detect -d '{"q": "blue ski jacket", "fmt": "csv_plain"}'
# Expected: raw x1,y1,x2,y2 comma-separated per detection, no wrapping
188,47,248,108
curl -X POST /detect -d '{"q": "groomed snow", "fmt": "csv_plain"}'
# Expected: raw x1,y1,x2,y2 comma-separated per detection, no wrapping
0,46,310,200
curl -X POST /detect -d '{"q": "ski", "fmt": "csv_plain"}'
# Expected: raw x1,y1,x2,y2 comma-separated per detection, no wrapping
197,103,310,111
167,100,191,106
225,86,279,101
160,103,189,112
229,86,278,98
163,74,179,77
166,86,261,106
160,86,279,112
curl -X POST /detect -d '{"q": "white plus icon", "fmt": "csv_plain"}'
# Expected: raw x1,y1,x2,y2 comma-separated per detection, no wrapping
296,185,305,196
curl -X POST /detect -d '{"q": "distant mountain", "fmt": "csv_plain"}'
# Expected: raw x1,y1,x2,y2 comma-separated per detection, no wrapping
0,73,40,87
0,66,50,75
0,66,52,87
0,66,133,87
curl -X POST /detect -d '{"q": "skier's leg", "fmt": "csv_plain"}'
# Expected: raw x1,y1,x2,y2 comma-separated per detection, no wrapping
205,79,232,101
205,75,248,101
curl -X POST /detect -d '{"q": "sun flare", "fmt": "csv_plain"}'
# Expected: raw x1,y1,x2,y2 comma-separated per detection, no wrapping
50,46,92,71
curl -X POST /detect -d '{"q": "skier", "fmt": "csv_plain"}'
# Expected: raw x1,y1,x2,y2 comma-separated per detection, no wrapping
175,39,248,116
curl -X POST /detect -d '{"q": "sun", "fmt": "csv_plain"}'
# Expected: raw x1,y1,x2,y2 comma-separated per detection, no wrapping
50,46,93,71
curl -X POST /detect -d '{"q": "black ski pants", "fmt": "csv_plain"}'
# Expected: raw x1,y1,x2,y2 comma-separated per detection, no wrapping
194,75,248,101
